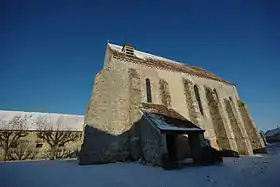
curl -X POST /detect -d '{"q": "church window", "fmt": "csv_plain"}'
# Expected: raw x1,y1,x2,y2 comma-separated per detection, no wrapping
146,78,152,103
194,85,204,115
214,89,219,100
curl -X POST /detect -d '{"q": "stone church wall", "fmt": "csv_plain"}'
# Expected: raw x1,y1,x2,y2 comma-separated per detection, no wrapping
204,87,232,152
238,100,266,153
182,78,199,125
140,117,167,166
118,57,256,155
159,79,172,108
80,46,265,164
84,60,130,133
128,68,143,160
224,99,252,155
80,59,132,164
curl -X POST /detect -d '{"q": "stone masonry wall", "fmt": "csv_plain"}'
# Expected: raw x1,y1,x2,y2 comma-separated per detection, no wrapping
140,117,167,166
230,98,253,155
213,91,239,153
205,87,231,151
224,99,250,155
80,59,131,164
108,55,253,155
128,68,143,160
159,79,172,108
238,100,266,153
182,78,199,124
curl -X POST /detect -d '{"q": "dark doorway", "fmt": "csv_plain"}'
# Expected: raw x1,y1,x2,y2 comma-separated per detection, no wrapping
166,133,203,162
175,134,192,160
166,134,177,160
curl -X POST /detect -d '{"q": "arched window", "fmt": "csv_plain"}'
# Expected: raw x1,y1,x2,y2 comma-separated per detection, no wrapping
146,78,152,103
214,89,219,100
229,97,232,101
194,85,204,115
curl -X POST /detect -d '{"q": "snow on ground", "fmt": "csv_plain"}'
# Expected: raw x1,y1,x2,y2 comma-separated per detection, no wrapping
1,144,280,187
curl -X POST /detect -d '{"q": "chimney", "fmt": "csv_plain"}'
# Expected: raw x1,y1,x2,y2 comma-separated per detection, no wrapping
122,44,135,57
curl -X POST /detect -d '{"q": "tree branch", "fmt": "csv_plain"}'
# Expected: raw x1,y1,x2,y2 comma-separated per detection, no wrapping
35,116,81,160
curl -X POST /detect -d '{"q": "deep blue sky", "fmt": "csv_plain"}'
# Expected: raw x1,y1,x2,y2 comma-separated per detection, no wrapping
0,0,279,131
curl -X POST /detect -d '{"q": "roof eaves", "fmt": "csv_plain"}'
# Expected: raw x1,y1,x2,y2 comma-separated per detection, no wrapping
140,109,204,133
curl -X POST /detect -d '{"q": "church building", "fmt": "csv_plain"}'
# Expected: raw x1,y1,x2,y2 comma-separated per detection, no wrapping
79,43,266,166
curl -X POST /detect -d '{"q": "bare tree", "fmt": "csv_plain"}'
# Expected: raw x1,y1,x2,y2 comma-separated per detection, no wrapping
0,116,29,161
8,139,38,160
44,146,79,159
35,116,82,160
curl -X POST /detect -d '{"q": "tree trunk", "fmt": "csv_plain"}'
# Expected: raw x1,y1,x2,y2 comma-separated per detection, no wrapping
50,145,57,160
3,147,8,161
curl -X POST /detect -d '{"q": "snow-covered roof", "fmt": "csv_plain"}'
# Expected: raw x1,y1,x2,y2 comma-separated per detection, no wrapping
143,112,203,132
108,43,234,85
265,127,280,137
141,103,204,133
0,110,84,131
108,43,183,65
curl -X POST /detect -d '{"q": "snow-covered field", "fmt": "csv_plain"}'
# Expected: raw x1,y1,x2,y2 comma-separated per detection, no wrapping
1,144,280,187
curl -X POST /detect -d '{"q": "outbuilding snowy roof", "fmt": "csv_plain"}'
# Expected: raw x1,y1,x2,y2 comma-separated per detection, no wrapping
140,103,204,133
0,110,84,131
108,43,234,85
265,127,280,137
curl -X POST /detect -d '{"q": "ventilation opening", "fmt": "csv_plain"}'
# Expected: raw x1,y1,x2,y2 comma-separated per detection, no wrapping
122,44,135,56
36,143,43,148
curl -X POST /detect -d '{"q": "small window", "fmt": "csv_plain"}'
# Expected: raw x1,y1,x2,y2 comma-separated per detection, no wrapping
214,89,219,100
146,78,152,103
36,143,43,148
194,85,204,115
229,97,232,101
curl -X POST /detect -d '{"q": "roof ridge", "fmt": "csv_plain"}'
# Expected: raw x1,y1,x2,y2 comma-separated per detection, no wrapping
108,43,184,65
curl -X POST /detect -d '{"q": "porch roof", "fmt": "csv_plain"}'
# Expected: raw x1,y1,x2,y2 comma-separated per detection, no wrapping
140,103,204,134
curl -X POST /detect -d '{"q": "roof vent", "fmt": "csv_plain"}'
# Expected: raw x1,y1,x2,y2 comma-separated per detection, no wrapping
122,44,135,56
